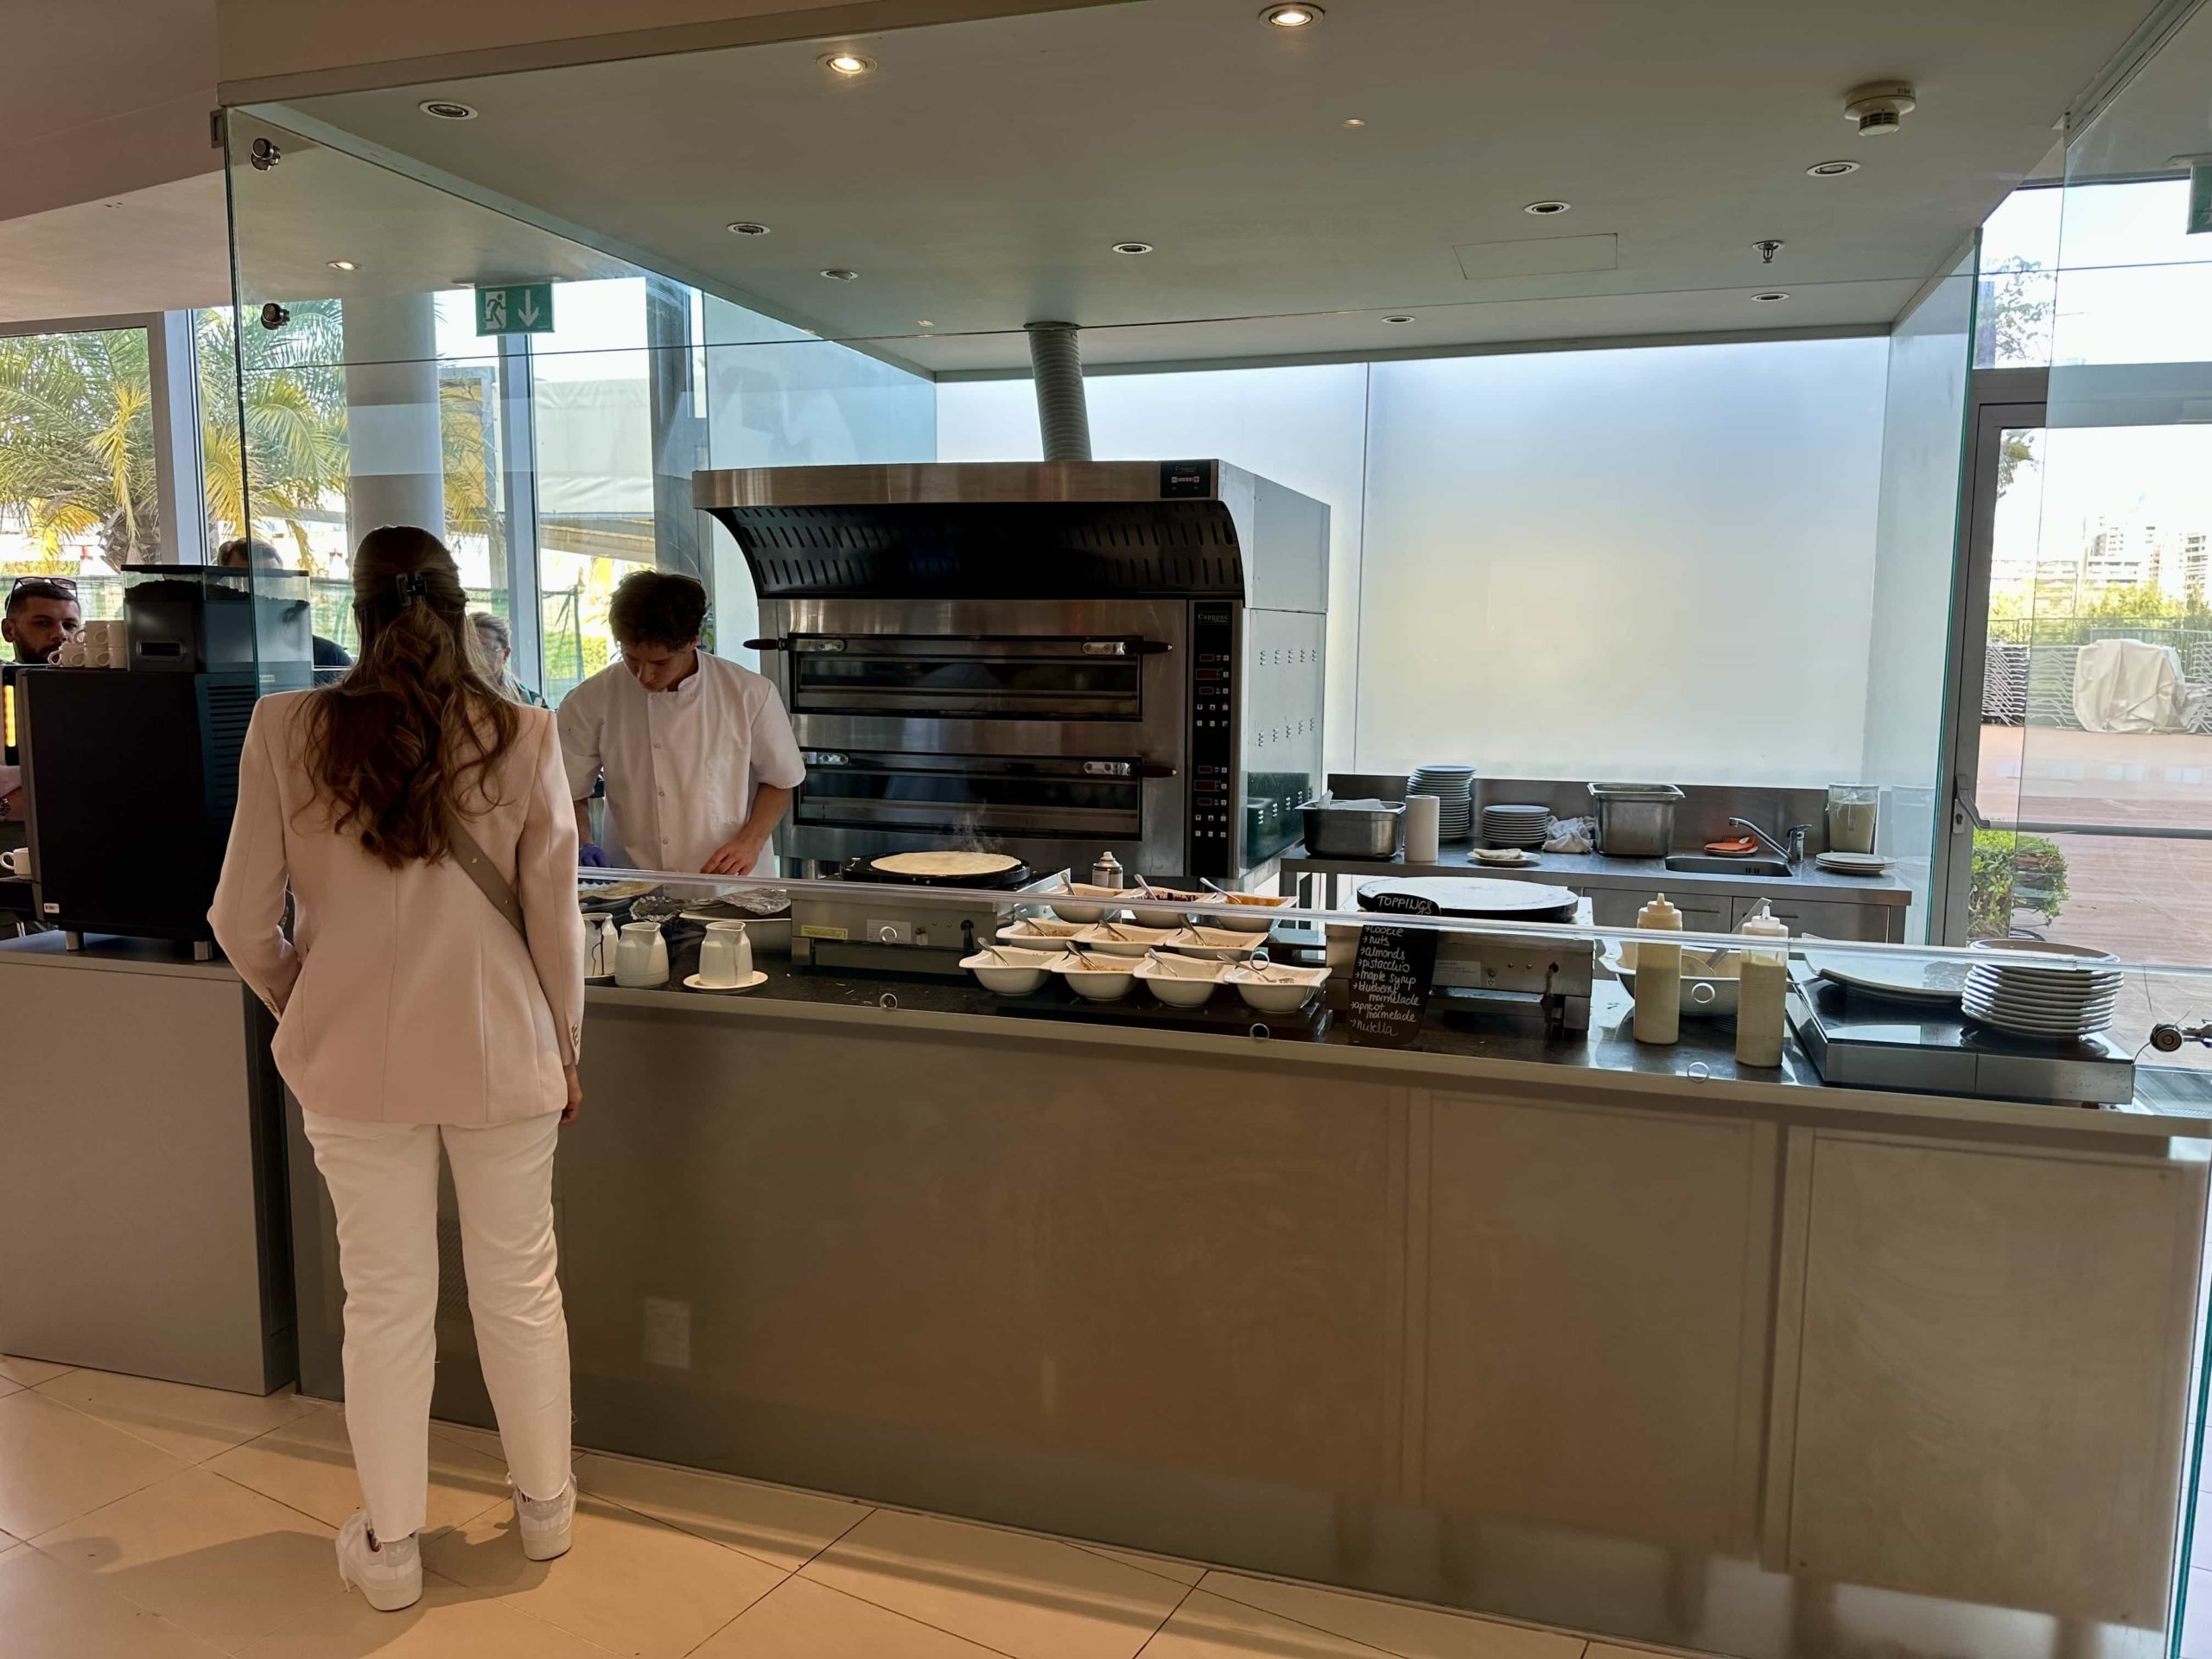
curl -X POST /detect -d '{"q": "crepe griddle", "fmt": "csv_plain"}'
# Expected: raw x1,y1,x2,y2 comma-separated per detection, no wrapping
1355,875,1580,921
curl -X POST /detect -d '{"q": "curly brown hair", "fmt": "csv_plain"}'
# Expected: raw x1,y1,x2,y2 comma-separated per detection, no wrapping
607,569,708,649
299,526,521,868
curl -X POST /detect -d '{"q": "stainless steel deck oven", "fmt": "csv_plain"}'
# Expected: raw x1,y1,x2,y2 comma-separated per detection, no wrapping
694,461,1327,887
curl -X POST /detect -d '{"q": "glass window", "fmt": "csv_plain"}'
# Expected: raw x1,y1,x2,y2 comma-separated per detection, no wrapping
0,324,156,621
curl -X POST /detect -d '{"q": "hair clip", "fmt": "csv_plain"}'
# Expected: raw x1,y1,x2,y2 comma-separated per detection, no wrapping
394,571,429,607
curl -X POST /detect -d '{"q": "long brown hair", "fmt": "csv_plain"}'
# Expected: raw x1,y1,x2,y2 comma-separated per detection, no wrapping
301,526,522,867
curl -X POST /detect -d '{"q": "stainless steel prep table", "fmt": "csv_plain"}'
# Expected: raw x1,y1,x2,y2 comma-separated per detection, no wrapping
1281,841,1913,940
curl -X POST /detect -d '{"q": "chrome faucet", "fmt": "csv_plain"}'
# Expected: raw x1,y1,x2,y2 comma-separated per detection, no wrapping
1729,817,1810,868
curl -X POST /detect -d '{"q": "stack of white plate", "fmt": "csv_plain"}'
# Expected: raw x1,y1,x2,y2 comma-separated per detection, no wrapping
1815,850,1892,875
1482,804,1550,849
1410,766,1477,842
1962,941,2123,1039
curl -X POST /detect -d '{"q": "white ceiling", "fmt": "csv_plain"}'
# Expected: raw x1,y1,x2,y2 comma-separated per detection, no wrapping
0,173,231,327
256,0,2154,374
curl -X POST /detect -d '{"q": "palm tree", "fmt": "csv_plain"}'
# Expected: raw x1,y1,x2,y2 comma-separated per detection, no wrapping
199,301,351,566
0,327,158,561
4,299,500,574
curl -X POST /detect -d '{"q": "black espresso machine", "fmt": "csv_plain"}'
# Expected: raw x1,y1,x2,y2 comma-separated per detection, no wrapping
694,460,1329,889
17,566,311,950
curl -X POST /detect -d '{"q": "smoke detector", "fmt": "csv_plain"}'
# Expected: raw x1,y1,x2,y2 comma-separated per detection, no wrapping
1843,82,1916,137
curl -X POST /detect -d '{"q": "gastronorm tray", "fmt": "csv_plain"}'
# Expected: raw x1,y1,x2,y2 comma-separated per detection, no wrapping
990,986,1332,1042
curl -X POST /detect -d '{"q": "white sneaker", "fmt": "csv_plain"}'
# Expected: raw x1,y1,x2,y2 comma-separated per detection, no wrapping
512,1475,576,1561
335,1512,422,1611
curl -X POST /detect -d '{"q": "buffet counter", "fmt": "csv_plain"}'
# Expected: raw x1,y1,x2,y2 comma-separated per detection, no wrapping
275,930,2211,1659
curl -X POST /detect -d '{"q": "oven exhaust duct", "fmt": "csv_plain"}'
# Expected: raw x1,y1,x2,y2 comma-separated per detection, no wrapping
1025,321,1092,462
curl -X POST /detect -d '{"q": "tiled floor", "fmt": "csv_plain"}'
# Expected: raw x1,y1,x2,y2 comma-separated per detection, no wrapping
0,1354,1678,1659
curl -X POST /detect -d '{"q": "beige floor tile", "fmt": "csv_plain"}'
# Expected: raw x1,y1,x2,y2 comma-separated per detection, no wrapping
575,1452,869,1572
694,1574,1008,1657
801,1507,1186,1659
234,1567,619,1658
1196,1572,1584,1659
206,1404,510,1535
1139,1591,1386,1657
429,1418,505,1461
423,1492,784,1658
0,1543,230,1658
31,1465,344,1653
1065,1538,1207,1588
0,1526,20,1559
1585,1649,1676,1658
1198,1573,1584,1659
0,1388,188,1539
1,1354,76,1389
0,1375,18,1399
39,1370,321,1464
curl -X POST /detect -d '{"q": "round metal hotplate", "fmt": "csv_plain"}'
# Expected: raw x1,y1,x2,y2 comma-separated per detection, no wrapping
840,853,1033,889
1355,875,1580,920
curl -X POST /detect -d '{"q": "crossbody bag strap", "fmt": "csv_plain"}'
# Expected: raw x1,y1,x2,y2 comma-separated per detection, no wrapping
444,807,528,940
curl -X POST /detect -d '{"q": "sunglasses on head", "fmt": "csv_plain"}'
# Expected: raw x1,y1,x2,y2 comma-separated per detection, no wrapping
7,575,78,596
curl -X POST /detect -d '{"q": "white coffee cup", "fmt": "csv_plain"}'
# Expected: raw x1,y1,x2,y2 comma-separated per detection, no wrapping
614,919,670,988
1,848,29,877
697,919,753,988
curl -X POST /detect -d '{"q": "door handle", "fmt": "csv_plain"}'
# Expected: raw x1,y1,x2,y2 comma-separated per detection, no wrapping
743,639,787,652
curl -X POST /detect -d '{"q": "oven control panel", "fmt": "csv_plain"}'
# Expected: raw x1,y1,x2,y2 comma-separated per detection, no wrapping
1190,601,1236,877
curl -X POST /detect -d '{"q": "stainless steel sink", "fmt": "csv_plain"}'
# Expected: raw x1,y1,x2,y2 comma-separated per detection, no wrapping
1663,855,1791,878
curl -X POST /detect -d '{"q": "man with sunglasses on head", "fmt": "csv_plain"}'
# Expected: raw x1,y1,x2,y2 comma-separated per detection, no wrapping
4,576,82,665
3,577,84,830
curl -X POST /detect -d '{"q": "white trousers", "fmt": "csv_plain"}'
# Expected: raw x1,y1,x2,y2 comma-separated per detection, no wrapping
303,1110,572,1540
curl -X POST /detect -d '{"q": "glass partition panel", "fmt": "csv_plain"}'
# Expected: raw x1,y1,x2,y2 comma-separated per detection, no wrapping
2011,0,2212,999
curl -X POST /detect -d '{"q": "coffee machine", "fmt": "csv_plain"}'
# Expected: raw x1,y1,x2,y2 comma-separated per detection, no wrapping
18,567,311,950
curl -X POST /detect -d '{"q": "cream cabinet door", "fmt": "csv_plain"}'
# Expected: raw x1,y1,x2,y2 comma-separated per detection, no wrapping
1589,888,1731,934
1781,1132,2204,1627
1419,1090,1777,1552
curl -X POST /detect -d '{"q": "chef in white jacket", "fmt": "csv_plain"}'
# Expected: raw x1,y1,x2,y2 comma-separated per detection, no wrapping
557,570,806,875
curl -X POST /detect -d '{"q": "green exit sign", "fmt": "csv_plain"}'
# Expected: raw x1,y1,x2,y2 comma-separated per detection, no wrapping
474,282,555,335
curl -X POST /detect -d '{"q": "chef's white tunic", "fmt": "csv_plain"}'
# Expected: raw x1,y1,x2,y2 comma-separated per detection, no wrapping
557,652,806,873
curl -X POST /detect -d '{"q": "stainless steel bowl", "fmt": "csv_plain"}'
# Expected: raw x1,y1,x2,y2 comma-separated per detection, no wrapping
1299,798,1405,859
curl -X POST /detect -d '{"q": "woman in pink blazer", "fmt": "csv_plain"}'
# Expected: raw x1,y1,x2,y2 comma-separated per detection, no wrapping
212,526,586,1612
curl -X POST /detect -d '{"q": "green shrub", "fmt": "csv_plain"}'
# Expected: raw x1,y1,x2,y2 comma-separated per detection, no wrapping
1969,830,2069,940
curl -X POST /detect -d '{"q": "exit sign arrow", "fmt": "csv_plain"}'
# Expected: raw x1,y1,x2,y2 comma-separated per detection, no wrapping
475,282,556,336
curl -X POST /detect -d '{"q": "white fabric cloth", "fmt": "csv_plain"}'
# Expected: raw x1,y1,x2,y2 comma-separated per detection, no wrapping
304,1109,571,1541
557,653,806,873
2072,637,2185,734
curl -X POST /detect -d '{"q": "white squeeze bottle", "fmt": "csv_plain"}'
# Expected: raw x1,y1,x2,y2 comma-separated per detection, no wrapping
1734,901,1790,1067
1632,893,1684,1045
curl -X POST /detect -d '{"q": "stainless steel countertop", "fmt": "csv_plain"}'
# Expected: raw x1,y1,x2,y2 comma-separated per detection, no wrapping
588,957,2212,1139
1278,842,1913,906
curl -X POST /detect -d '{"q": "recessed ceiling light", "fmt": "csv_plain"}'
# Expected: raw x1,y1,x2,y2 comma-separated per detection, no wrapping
726,221,771,236
1751,291,1790,302
1261,3,1322,24
819,268,860,281
1343,118,1366,128
1382,315,1417,325
917,320,935,327
1112,241,1154,255
1524,200,1572,216
821,51,874,76
417,99,477,121
327,259,358,272
1806,159,1860,176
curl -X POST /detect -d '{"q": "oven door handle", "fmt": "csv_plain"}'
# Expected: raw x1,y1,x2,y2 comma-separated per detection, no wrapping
1077,760,1179,780
744,639,786,652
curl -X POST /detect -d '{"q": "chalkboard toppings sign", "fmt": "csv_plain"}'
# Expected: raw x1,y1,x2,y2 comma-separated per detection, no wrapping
1345,890,1440,1047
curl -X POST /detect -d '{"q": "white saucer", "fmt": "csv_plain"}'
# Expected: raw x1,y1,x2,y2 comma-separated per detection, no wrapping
684,971,767,994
